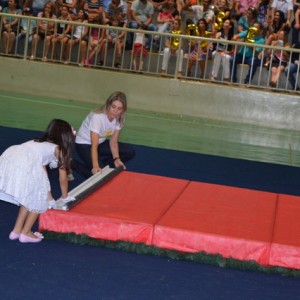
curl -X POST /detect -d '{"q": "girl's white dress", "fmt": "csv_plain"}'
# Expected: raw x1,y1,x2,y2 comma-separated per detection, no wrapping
0,140,58,213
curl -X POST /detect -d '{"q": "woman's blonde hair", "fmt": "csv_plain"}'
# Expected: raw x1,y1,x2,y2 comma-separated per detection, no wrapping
95,91,127,125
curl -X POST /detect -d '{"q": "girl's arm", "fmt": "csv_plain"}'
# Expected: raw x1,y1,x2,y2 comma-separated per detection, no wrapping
59,167,68,199
109,130,125,169
81,21,89,38
90,131,101,174
54,147,69,198
2,15,7,25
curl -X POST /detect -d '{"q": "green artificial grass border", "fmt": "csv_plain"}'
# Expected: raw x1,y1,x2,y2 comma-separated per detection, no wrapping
43,230,300,278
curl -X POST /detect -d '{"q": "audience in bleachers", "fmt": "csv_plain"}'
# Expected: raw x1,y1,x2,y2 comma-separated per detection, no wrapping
0,0,300,91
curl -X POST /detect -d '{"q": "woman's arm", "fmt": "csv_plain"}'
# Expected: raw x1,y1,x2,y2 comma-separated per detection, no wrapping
109,130,126,169
90,131,101,174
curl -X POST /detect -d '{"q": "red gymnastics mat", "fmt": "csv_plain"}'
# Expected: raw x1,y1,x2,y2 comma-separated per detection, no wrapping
39,171,300,269
269,194,300,269
39,172,189,245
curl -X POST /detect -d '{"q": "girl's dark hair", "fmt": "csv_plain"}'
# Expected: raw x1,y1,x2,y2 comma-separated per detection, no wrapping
197,18,208,31
35,119,74,172
43,2,54,17
222,18,234,40
273,10,285,31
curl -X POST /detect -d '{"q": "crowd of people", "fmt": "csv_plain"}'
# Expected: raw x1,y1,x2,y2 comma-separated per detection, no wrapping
0,0,300,89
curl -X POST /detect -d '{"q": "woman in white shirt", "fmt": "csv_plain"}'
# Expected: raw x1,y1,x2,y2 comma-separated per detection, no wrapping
74,91,135,178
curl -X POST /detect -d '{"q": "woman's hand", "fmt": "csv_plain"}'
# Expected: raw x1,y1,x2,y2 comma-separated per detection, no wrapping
91,166,102,174
114,158,126,170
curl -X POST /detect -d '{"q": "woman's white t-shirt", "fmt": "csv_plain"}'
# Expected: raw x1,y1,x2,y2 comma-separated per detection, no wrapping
75,111,122,145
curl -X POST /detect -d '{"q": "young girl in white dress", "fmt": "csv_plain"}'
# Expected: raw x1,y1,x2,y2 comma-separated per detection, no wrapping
0,119,75,243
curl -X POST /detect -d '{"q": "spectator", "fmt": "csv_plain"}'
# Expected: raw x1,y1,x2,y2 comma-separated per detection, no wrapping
64,9,89,65
57,0,78,15
30,1,57,61
149,0,168,11
161,19,183,77
106,17,127,69
128,0,157,49
269,30,290,87
154,2,175,43
214,0,231,20
132,25,148,70
166,0,180,18
104,0,128,24
262,9,285,67
234,0,259,17
85,15,105,66
52,5,72,61
265,9,286,45
255,0,270,30
237,6,260,33
1,0,22,54
187,18,210,78
284,42,300,90
210,18,234,80
293,6,300,44
271,0,293,29
182,0,215,30
84,0,104,21
231,22,265,84
16,7,37,55
230,0,242,22
23,0,55,16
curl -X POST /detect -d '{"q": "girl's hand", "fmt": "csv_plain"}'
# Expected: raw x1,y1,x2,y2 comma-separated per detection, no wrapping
61,195,76,203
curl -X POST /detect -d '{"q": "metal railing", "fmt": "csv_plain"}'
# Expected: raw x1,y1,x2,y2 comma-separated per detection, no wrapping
1,12,299,93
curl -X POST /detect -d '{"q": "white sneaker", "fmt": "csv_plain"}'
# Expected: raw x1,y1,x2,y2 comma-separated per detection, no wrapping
48,199,57,209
